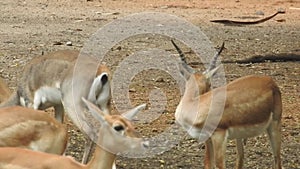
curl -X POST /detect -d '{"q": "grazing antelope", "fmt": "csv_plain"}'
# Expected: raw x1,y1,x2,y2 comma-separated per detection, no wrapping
0,98,148,169
0,50,112,163
175,71,282,168
0,50,78,122
0,50,111,122
0,77,11,104
0,106,67,155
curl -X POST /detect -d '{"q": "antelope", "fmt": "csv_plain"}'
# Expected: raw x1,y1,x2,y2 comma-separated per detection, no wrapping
175,69,282,168
0,50,79,121
0,50,111,163
0,98,149,169
0,106,67,154
0,77,11,103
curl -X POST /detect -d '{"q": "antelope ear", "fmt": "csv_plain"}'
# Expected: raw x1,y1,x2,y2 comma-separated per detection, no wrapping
82,97,106,124
87,72,110,113
122,104,146,120
203,65,221,80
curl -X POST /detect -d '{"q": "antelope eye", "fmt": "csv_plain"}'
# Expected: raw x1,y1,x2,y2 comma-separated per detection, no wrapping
113,125,125,132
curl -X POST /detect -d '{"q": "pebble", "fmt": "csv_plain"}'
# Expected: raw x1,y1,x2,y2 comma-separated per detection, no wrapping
129,88,136,92
53,41,62,45
152,128,158,132
255,10,264,15
66,41,72,46
159,160,165,164
155,77,164,82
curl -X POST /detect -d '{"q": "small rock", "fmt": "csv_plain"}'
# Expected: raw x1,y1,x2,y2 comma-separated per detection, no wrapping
152,128,158,132
100,12,120,16
277,8,286,13
66,41,72,46
276,19,286,22
167,120,175,124
159,159,165,164
116,46,122,50
129,88,136,92
53,41,63,45
155,77,164,82
255,10,264,15
160,5,168,9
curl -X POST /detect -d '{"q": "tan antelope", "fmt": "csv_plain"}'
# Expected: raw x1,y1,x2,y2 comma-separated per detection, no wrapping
175,69,282,168
0,98,148,169
0,50,79,122
0,77,11,104
0,50,112,163
0,106,67,155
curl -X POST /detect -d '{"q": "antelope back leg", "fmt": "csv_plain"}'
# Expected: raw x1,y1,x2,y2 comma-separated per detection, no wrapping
204,138,214,169
235,138,244,169
267,120,282,169
54,104,64,123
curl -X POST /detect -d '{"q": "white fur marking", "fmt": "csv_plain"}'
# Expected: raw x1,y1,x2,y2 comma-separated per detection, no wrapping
19,97,26,107
88,73,110,114
227,114,273,139
0,163,29,169
112,161,117,169
33,86,62,109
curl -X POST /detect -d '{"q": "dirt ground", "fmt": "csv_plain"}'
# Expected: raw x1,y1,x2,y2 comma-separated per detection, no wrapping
0,0,299,168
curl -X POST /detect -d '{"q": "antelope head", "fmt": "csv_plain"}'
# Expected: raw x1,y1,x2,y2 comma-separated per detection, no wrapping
171,40,224,95
81,97,149,154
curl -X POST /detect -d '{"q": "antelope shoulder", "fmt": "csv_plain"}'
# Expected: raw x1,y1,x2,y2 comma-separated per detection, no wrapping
0,106,67,155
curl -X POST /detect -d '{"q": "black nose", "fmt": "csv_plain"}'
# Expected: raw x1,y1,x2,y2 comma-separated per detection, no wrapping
101,74,108,85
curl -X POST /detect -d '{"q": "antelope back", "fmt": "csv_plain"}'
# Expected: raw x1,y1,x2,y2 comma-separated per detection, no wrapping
18,50,78,108
0,106,68,154
0,100,148,169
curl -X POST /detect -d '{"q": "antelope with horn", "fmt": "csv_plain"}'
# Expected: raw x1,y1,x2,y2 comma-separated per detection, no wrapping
0,50,111,164
175,58,282,168
0,98,148,169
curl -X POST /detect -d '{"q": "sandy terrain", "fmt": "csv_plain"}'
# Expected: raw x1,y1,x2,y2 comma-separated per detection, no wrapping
0,0,299,168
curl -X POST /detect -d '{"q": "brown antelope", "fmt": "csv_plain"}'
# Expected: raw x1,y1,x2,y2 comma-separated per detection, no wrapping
0,50,112,163
175,70,282,168
0,106,67,155
0,77,11,104
0,98,148,169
